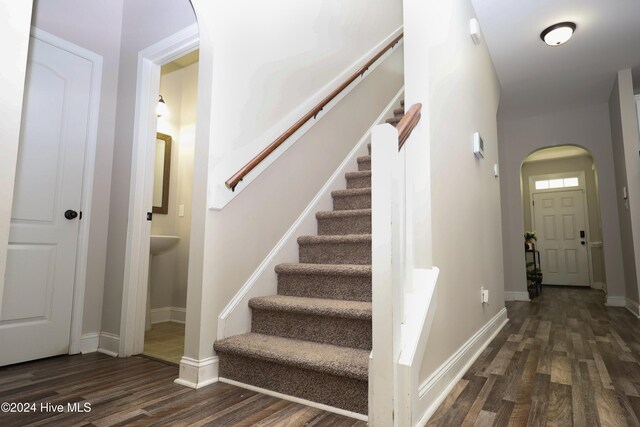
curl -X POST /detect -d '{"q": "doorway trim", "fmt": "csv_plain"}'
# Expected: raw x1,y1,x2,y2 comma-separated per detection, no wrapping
528,171,593,286
29,27,103,355
120,24,199,357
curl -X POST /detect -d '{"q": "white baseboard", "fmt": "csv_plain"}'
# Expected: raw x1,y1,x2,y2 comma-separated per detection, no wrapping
175,356,219,389
80,333,99,354
219,377,368,422
416,308,509,426
151,307,186,324
97,332,120,357
606,296,626,307
626,298,640,318
504,291,530,301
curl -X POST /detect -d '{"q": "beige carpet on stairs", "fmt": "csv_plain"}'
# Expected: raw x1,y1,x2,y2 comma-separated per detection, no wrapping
214,100,404,416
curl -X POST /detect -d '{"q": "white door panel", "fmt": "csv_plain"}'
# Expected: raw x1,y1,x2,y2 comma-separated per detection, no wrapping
0,37,92,366
533,190,590,286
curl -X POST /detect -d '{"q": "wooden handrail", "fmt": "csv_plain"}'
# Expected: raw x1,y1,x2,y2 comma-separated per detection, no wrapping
397,103,422,151
225,33,404,191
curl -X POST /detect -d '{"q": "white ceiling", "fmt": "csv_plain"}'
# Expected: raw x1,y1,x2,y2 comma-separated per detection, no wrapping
471,0,640,120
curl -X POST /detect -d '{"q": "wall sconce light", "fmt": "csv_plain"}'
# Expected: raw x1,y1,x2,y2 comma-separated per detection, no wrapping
156,95,169,117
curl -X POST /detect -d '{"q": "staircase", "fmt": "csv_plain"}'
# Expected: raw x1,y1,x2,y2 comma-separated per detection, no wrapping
214,101,405,416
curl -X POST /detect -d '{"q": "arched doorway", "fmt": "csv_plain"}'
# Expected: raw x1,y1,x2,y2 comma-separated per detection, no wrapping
520,146,607,292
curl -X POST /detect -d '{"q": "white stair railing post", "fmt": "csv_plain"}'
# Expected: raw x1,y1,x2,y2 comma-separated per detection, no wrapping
370,123,403,426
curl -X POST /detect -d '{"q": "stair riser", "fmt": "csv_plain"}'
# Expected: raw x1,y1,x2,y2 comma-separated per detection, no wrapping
317,215,371,235
277,273,372,301
252,310,371,350
299,241,371,265
346,175,371,189
218,353,368,414
333,194,371,211
357,159,371,171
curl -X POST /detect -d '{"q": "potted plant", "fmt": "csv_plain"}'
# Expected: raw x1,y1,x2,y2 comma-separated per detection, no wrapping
524,231,537,250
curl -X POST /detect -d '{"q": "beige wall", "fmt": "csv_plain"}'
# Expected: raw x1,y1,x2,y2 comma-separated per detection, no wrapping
410,0,505,381
31,0,125,335
521,155,606,286
0,1,33,315
608,70,640,304
150,62,198,310
499,103,626,299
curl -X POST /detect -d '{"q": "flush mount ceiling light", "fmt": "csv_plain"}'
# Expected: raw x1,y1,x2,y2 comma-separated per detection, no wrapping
156,95,168,117
540,22,576,46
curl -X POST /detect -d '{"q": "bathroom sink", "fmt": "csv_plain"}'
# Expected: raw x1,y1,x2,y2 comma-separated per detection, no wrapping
150,235,180,255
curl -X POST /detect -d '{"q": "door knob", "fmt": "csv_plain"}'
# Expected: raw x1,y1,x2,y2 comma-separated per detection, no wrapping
64,210,79,220
581,241,586,246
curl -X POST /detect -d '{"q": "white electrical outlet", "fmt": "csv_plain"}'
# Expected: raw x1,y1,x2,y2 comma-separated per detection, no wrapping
481,287,489,304
178,204,185,217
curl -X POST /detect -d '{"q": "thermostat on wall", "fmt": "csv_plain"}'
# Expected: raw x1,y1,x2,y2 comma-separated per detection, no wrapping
473,132,484,158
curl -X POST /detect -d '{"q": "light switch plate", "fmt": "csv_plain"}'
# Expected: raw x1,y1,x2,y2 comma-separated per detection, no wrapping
178,204,185,217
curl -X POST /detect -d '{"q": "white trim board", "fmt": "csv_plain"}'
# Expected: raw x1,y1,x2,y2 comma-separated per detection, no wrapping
120,24,199,358
29,28,103,356
504,292,530,301
606,296,626,307
626,298,640,318
97,332,120,357
151,307,186,324
175,356,219,389
80,333,99,354
416,308,509,426
217,88,405,339
208,26,404,209
218,377,368,422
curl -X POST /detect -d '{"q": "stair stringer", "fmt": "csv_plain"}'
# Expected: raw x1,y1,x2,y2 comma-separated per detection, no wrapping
217,88,404,340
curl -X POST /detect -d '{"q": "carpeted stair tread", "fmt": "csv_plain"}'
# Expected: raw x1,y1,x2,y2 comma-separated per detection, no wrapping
298,234,371,265
249,295,372,320
276,263,371,302
345,171,371,179
386,117,401,126
275,263,371,276
357,155,371,171
331,187,371,198
316,208,371,236
332,187,371,211
316,208,371,220
214,333,369,381
393,107,405,116
298,234,371,245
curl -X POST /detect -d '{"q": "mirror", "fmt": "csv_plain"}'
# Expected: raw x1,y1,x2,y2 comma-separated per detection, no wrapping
153,132,172,214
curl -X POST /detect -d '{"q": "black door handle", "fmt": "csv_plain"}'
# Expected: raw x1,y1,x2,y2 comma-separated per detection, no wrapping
581,241,586,245
64,209,78,220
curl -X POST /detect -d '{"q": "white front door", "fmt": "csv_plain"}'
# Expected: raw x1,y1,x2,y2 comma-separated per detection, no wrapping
533,190,590,286
0,36,92,366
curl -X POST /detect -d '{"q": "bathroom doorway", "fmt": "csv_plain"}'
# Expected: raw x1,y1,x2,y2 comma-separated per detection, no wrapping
142,50,199,364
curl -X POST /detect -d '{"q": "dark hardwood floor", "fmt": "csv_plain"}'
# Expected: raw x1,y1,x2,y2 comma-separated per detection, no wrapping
0,353,366,426
429,286,640,427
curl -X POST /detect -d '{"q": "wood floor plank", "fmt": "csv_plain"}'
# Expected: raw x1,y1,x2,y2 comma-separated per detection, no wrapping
428,287,640,426
0,354,360,426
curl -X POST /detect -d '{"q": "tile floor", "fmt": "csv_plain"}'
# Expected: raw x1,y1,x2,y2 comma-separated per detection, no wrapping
143,321,184,364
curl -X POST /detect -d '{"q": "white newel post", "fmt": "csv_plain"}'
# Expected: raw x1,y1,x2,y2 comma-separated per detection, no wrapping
370,123,405,425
